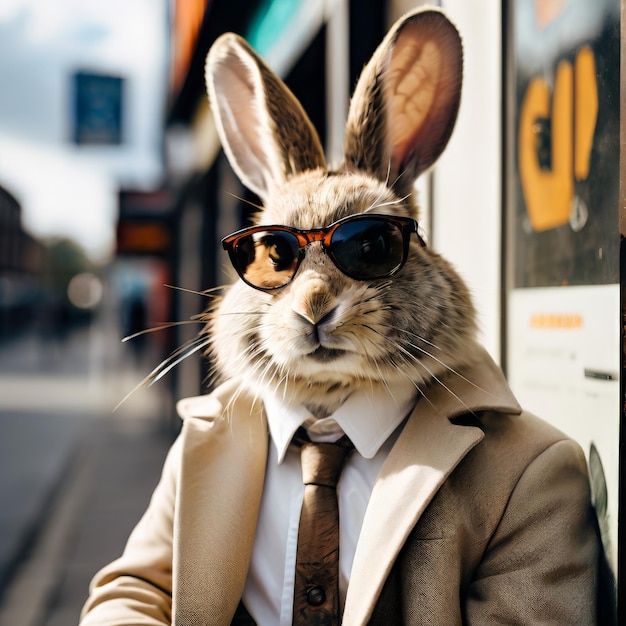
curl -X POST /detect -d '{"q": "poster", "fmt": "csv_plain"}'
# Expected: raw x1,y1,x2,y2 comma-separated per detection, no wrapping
505,0,620,572
509,0,619,289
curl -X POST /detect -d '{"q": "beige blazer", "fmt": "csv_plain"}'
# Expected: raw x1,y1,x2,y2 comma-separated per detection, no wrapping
80,350,606,625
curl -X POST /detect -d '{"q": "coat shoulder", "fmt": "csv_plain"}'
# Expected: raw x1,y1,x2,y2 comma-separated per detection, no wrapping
472,407,578,462
419,406,590,539
176,379,259,423
443,407,591,543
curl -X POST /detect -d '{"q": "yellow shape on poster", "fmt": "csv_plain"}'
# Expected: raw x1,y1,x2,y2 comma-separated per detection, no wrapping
518,46,598,232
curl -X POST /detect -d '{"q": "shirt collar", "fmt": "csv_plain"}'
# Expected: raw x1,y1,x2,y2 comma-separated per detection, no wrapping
263,384,418,463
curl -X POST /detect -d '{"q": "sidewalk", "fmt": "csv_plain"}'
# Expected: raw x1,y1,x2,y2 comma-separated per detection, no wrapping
0,410,83,594
0,415,174,626
0,323,180,625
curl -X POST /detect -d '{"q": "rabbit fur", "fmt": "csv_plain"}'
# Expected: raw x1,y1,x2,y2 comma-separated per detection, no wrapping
204,8,478,419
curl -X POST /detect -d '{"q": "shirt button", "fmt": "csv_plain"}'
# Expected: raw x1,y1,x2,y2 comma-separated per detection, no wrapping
306,586,326,606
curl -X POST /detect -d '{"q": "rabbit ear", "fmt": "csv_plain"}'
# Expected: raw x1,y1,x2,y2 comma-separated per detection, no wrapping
343,9,462,197
206,34,326,201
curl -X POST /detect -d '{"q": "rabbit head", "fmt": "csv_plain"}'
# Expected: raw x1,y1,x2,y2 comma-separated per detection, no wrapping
204,8,477,417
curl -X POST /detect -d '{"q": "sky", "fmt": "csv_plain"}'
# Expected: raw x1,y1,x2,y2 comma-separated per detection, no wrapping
0,0,170,261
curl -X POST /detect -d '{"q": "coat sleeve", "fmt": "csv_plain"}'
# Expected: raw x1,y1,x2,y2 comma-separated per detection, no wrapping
465,438,614,625
79,434,182,625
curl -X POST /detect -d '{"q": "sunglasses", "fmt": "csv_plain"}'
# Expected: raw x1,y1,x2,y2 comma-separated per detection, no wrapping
221,213,427,292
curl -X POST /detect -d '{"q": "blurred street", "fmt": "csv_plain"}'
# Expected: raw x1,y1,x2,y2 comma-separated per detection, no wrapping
0,311,178,626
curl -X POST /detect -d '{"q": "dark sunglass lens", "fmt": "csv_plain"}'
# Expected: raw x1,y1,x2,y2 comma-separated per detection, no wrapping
330,219,404,279
233,231,300,289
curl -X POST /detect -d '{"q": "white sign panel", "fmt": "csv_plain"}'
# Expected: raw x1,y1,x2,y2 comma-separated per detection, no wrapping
508,284,620,569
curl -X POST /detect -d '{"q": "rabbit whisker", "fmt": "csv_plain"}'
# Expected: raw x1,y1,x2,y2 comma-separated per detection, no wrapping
149,337,211,384
115,335,212,411
365,325,474,414
225,191,264,213
215,311,267,316
122,320,205,343
363,181,393,214
366,191,412,215
386,325,495,398
113,335,205,410
164,283,227,297
390,166,409,193
396,343,473,414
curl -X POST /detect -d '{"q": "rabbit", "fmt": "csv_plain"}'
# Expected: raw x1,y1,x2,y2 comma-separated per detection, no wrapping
204,7,477,419
80,8,609,625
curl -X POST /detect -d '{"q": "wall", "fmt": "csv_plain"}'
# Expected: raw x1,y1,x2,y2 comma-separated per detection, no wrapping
432,0,503,362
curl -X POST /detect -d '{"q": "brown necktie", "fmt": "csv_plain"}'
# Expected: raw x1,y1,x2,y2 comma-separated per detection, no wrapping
292,430,354,626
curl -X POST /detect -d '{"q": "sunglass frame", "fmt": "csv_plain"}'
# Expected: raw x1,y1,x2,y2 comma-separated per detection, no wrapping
221,213,427,291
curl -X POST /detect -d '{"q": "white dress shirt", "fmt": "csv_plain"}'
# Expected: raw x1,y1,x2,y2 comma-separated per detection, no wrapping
242,383,418,625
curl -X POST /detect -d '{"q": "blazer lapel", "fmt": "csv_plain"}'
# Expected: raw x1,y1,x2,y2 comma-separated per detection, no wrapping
343,348,521,625
173,382,269,625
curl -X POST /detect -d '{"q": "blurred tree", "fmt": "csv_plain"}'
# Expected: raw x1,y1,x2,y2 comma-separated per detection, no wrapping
41,237,95,294
38,237,102,333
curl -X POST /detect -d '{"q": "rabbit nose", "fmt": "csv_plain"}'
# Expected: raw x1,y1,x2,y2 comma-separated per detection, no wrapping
291,275,335,326
294,303,339,331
